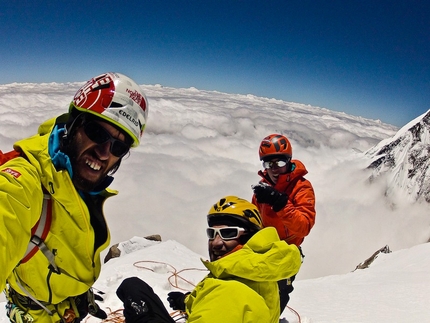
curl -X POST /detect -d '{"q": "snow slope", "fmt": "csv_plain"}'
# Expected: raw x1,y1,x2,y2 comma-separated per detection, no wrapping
3,237,426,322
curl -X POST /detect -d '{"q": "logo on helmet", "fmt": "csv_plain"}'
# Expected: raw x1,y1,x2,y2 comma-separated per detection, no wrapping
119,110,139,127
73,74,115,113
215,200,235,212
126,88,147,111
270,135,288,152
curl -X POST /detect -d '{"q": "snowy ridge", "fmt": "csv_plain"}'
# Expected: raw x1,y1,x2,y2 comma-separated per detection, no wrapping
366,109,430,202
90,239,430,323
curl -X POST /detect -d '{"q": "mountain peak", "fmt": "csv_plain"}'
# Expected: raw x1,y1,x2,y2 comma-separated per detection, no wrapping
366,109,430,202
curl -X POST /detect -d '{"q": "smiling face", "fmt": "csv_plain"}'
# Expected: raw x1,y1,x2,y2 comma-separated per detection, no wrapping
66,120,129,192
266,158,289,184
208,225,246,261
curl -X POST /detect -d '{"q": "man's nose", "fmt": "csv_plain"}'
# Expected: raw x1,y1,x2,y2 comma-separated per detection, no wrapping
212,233,224,245
95,141,111,159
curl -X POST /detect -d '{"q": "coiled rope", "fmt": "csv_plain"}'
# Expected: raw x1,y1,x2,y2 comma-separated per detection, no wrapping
85,260,206,322
133,260,207,291
86,260,301,323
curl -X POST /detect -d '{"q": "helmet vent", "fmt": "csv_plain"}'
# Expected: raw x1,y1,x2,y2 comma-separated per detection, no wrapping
93,83,111,91
110,102,124,108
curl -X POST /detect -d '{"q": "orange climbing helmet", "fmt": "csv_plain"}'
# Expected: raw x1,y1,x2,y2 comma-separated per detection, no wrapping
258,134,292,161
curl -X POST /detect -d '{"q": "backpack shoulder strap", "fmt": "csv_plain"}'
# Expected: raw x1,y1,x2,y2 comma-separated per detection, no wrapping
20,193,58,272
0,149,21,165
1,148,58,271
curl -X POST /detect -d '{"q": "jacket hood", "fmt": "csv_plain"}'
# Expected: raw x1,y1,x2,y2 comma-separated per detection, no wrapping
202,227,301,282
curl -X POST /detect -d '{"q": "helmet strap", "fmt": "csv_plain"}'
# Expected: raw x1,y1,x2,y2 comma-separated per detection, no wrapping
62,113,85,147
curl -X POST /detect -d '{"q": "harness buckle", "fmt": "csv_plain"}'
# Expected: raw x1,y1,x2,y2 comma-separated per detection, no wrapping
30,235,42,247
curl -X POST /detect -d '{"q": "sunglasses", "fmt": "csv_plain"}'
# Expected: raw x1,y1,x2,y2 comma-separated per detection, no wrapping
83,121,130,158
206,227,246,240
262,159,288,169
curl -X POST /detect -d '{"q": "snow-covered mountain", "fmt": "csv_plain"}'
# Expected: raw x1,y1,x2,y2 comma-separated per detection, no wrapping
366,109,430,204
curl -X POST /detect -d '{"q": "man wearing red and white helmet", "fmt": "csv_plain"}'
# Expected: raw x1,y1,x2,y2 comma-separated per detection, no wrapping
252,133,316,313
0,72,148,322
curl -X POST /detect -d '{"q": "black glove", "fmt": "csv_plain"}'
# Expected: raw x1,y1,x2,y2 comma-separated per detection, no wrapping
252,183,288,212
88,302,108,320
117,278,150,323
167,291,188,311
116,277,175,323
73,289,107,321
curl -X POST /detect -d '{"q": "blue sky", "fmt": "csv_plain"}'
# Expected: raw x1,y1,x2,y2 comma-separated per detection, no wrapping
1,0,429,127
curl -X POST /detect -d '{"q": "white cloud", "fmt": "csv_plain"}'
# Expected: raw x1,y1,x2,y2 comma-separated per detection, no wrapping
1,82,430,321
0,82,427,282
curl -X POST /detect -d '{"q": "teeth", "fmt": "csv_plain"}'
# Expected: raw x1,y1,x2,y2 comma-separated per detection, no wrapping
86,159,101,171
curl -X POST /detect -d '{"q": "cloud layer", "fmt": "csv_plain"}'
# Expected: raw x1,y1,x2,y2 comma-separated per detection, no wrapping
1,82,428,280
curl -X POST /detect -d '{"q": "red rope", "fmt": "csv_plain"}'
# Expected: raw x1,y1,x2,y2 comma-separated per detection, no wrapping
287,305,301,323
133,260,207,291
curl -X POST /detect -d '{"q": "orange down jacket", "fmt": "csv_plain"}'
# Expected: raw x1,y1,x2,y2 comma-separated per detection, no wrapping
252,159,316,246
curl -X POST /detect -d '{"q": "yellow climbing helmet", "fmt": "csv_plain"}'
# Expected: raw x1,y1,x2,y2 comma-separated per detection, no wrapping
207,196,263,233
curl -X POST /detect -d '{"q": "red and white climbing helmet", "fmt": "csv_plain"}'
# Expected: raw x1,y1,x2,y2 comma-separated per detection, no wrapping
69,72,149,147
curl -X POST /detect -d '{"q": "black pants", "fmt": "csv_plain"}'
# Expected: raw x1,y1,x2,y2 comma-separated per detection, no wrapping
278,274,296,313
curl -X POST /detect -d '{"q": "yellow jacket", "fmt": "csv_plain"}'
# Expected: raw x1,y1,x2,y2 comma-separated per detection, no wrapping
0,115,114,322
185,227,301,323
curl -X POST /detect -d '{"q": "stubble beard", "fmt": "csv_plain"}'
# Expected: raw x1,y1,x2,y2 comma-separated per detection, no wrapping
64,136,108,192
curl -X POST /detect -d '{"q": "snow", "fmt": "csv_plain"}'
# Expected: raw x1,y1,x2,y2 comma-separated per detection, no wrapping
0,82,429,322
8,236,427,323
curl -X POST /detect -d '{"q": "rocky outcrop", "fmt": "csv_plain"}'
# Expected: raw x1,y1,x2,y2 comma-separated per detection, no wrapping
104,234,162,263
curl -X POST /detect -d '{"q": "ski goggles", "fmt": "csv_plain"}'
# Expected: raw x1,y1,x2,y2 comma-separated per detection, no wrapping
262,159,289,169
206,227,246,240
83,121,130,158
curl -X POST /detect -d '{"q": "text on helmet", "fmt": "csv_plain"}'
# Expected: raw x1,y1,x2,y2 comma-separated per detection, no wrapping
119,110,139,127
126,88,146,111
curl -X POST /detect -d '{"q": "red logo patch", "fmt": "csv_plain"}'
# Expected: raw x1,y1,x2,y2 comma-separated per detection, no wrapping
2,168,21,178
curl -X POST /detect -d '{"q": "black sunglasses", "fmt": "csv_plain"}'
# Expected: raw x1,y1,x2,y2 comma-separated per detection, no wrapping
206,227,246,240
83,121,130,158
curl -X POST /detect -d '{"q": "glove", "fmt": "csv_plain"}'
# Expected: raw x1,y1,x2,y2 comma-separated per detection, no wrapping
73,289,107,321
88,302,108,320
116,278,150,322
117,277,176,323
167,291,188,311
87,289,107,319
252,183,288,212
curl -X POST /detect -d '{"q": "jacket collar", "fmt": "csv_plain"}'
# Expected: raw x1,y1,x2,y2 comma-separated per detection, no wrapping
48,123,114,195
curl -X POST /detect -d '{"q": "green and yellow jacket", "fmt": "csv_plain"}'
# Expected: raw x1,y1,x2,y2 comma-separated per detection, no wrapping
0,115,114,322
185,227,302,323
